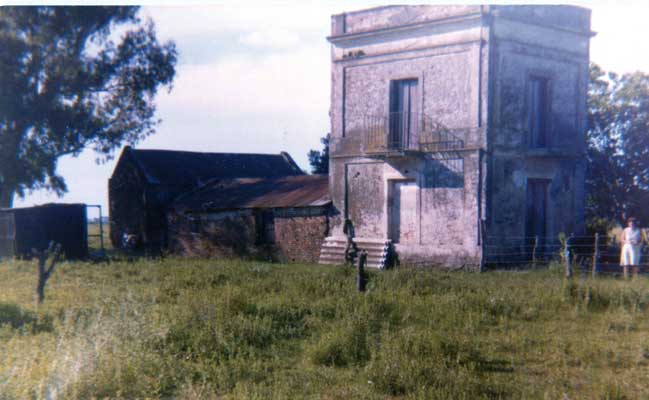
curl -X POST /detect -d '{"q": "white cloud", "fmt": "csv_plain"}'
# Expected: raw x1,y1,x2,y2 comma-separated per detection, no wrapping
158,43,329,116
141,4,340,42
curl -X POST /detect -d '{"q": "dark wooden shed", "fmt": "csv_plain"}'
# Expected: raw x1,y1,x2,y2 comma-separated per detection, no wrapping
0,203,88,259
108,146,304,250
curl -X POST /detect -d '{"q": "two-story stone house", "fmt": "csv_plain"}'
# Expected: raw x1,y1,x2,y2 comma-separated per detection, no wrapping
319,5,593,269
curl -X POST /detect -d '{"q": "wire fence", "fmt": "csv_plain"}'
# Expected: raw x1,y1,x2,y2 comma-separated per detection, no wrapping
483,233,649,277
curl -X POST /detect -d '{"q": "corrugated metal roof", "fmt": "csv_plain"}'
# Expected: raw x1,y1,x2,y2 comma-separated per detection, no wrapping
120,147,304,185
172,174,331,212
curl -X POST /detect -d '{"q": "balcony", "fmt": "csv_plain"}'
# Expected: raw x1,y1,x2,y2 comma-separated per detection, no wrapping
357,112,466,157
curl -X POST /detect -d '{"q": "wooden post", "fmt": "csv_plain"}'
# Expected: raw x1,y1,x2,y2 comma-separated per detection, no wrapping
479,219,487,272
98,205,105,251
532,235,539,265
564,236,572,278
592,233,599,278
357,250,367,292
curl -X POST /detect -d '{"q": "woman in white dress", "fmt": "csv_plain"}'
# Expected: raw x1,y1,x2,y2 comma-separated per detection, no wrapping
620,217,642,267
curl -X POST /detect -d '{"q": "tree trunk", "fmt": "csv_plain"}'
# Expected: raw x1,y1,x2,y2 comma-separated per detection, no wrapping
0,187,14,208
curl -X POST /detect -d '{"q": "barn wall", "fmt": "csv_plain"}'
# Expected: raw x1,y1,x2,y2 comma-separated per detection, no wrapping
169,207,330,262
169,210,259,258
109,150,193,249
274,208,330,263
109,154,146,248
144,184,194,250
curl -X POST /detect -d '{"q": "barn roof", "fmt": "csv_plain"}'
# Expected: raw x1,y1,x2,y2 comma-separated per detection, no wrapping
116,146,304,185
172,174,330,212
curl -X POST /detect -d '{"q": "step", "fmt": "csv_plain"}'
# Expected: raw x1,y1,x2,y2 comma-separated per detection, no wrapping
324,237,392,245
319,254,385,263
318,236,392,269
322,241,388,251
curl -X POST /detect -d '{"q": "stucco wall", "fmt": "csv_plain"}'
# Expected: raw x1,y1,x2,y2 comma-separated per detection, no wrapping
327,5,589,268
487,13,590,239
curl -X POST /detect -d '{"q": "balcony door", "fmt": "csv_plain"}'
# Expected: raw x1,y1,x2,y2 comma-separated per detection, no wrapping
389,79,418,150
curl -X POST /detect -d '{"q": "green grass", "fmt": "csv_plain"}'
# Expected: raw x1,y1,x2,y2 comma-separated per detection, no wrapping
0,258,648,398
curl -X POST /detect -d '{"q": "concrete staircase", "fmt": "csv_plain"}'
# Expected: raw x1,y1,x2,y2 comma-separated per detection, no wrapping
318,236,392,269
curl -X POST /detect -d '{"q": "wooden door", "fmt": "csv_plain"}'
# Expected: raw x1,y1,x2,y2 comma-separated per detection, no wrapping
525,179,549,256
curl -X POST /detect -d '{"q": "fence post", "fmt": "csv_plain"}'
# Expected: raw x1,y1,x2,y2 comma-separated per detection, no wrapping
98,205,105,251
564,236,572,278
357,250,367,292
532,235,539,265
592,233,599,278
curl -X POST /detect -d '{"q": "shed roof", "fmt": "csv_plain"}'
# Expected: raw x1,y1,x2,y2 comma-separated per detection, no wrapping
116,146,304,185
172,174,331,212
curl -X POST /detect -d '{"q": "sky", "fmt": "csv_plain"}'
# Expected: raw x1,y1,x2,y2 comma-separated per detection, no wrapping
7,1,649,218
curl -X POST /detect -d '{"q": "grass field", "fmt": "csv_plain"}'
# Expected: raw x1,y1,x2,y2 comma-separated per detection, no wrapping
0,257,648,399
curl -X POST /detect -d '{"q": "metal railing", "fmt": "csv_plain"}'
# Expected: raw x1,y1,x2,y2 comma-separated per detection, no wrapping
357,112,466,154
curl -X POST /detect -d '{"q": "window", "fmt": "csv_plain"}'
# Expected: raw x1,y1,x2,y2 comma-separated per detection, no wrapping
389,79,418,150
528,77,550,148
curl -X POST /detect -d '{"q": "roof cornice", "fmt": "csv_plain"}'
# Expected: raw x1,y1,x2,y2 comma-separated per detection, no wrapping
327,12,485,44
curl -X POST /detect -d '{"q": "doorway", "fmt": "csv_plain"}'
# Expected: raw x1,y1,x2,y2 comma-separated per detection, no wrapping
525,179,549,258
388,180,418,244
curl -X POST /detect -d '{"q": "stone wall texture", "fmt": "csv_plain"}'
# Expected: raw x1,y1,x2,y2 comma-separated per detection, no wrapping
274,214,330,263
168,208,330,263
328,5,591,268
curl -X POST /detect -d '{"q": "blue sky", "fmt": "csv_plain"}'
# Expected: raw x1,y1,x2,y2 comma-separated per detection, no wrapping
9,1,649,218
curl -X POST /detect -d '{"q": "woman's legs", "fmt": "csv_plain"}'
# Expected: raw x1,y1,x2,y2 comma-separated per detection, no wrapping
631,245,641,266
621,244,633,266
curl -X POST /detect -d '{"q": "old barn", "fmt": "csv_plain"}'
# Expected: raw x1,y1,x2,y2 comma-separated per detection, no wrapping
108,146,304,250
168,174,331,262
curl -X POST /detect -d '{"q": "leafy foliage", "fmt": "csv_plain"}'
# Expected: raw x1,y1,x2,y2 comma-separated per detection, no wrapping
307,134,329,174
0,7,177,206
587,63,649,228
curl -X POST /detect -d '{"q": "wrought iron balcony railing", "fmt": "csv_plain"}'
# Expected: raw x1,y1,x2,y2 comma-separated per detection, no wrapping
356,112,465,155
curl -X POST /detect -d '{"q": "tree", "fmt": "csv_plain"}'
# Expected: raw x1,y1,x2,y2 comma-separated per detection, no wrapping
586,63,649,227
307,134,329,174
0,7,177,207
34,241,61,305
